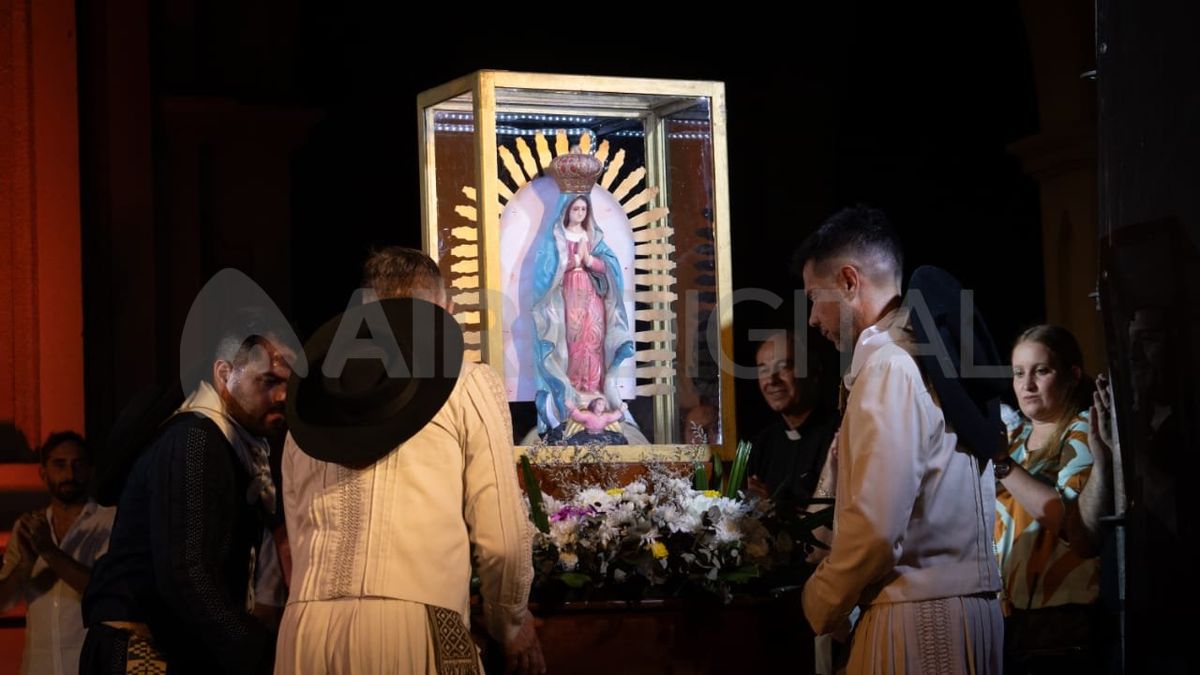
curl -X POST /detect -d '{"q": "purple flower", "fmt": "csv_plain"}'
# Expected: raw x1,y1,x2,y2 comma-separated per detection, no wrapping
551,505,595,522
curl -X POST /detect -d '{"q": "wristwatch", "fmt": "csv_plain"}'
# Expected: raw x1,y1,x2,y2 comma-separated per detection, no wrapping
993,455,1015,480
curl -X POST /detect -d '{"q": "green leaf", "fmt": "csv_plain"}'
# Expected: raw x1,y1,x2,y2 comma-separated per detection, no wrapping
694,461,709,491
721,446,735,498
558,572,592,588
712,451,724,481
719,564,761,584
725,440,753,498
521,455,551,534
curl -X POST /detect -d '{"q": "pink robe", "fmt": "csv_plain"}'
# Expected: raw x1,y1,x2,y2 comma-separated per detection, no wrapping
563,238,606,393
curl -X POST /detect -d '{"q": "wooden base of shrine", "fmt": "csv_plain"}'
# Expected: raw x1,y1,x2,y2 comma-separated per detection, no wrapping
483,595,815,674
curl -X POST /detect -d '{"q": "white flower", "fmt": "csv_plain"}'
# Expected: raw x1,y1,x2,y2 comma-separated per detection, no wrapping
685,493,721,520
656,505,701,534
620,485,652,508
713,518,742,545
594,519,620,546
549,518,579,548
528,468,780,600
639,527,662,546
713,496,751,519
541,494,564,513
576,487,614,511
653,475,693,501
607,501,638,526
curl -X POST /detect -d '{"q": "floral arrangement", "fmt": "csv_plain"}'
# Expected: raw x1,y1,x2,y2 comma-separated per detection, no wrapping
521,440,832,604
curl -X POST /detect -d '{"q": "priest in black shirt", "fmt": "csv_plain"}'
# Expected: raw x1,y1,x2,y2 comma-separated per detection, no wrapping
746,330,840,505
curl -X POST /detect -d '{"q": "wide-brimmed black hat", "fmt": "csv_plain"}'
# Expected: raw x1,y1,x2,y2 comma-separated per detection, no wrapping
286,297,464,464
904,266,1010,462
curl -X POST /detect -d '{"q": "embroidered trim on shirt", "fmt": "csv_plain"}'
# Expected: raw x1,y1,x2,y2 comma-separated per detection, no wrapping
332,465,362,598
478,365,514,437
124,632,168,674
473,365,535,622
917,598,953,674
426,605,481,675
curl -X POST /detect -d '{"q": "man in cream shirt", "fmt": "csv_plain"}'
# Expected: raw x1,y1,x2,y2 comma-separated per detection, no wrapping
797,207,1002,674
0,432,114,675
277,247,543,674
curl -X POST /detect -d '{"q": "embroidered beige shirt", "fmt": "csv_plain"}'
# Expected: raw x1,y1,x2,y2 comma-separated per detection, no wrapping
282,361,534,643
803,308,1002,634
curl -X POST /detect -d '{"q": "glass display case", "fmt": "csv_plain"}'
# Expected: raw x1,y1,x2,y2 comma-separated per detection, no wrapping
418,71,734,460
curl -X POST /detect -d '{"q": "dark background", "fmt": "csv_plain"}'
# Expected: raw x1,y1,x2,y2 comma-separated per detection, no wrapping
77,1,1044,442
39,0,1200,670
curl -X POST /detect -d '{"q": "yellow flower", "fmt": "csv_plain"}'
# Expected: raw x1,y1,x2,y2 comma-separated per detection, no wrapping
650,541,669,559
606,487,625,496
703,490,720,498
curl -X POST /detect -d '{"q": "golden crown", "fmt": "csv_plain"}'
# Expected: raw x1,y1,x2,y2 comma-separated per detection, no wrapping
546,152,603,194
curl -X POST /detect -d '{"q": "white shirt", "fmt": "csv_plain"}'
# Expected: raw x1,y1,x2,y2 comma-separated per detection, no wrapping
0,500,116,675
283,361,534,643
802,308,1001,634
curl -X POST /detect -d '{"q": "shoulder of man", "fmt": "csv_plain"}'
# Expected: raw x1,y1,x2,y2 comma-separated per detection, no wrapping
155,411,220,440
861,341,925,383
144,414,236,469
457,361,507,402
457,358,485,381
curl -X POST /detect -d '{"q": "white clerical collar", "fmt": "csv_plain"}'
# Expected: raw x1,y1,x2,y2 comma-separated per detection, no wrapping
784,429,802,441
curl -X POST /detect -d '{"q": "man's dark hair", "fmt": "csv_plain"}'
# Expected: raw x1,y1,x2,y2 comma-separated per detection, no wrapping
39,430,88,465
792,205,904,287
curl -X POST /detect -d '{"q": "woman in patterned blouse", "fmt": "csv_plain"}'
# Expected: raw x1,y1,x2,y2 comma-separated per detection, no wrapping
995,324,1103,672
